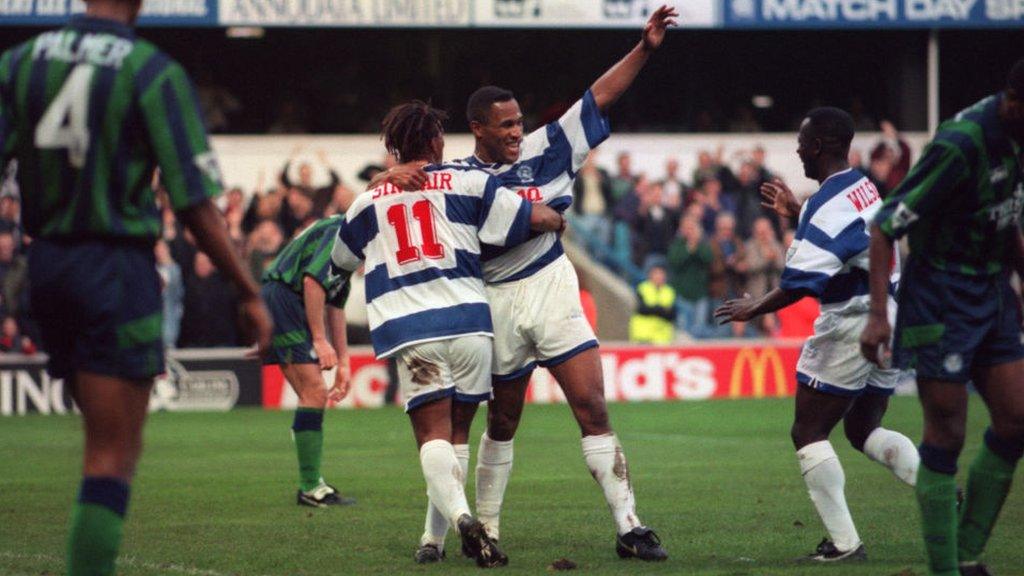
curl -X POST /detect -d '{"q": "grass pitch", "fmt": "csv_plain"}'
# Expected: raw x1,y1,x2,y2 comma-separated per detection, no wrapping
1,397,1022,576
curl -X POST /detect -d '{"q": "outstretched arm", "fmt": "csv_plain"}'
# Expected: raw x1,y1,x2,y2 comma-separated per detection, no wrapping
590,5,678,112
713,288,803,324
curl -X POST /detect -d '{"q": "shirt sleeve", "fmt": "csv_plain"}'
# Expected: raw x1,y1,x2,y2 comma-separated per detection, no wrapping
138,59,222,211
874,137,970,240
303,227,339,287
556,90,612,172
477,176,533,247
329,203,374,270
780,213,869,297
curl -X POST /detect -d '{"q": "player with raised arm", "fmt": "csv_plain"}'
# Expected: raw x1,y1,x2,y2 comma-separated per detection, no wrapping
860,61,1024,576
261,215,357,507
715,107,920,562
330,101,564,568
399,6,678,562
0,0,272,574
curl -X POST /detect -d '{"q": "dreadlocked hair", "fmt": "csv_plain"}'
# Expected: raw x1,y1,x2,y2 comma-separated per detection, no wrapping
381,101,448,163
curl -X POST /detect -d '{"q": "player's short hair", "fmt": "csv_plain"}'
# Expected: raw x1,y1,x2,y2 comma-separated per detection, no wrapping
466,86,515,125
1008,58,1024,97
381,100,448,163
804,107,855,155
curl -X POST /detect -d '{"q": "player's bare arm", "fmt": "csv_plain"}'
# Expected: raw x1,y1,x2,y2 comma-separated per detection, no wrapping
529,203,566,232
713,288,803,324
302,274,338,371
367,162,428,191
858,223,896,366
589,4,678,112
178,199,272,354
327,305,350,402
760,178,801,218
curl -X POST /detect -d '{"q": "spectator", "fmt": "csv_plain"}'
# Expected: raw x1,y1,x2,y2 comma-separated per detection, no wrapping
729,105,762,132
848,148,865,172
0,174,22,250
195,71,241,133
695,177,736,235
280,148,341,217
629,264,677,344
745,217,785,335
660,157,686,210
750,145,774,184
631,180,679,269
155,240,184,349
268,99,309,134
729,161,765,237
0,230,27,318
0,315,35,354
571,152,614,247
744,217,784,298
710,212,748,337
608,151,637,202
871,120,912,193
666,216,719,338
177,252,240,348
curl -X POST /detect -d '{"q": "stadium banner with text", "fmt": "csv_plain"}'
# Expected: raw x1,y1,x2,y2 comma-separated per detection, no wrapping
473,0,718,28
0,0,218,26
0,349,262,416
722,0,1024,28
260,342,808,410
218,0,472,27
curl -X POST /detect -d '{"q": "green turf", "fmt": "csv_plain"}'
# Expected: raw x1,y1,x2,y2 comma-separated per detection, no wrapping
1,397,1021,575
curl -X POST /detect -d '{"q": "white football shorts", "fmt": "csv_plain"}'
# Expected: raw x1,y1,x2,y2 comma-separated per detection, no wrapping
797,307,903,396
395,335,493,412
486,255,598,381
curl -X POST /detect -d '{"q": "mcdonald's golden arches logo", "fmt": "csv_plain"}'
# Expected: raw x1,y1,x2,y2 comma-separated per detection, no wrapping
729,347,787,399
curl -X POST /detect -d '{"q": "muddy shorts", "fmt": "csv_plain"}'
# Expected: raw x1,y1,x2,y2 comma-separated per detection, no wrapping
395,335,493,412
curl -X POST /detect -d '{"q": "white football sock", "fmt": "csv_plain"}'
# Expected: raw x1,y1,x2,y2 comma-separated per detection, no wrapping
797,440,861,552
582,433,642,535
863,427,919,487
421,444,469,548
476,432,513,540
419,440,470,529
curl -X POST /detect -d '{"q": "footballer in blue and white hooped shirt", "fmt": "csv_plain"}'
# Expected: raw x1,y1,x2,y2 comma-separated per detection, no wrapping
332,101,566,566
714,107,919,562
412,6,678,562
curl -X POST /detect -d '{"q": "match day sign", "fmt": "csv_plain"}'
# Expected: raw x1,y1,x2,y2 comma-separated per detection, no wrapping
260,342,806,409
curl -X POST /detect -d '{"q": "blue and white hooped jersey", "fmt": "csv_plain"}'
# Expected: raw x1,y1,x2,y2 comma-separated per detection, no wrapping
453,89,611,283
331,166,533,358
781,168,899,314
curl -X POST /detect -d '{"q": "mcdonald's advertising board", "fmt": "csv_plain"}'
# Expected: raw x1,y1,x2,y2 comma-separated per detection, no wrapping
260,342,804,409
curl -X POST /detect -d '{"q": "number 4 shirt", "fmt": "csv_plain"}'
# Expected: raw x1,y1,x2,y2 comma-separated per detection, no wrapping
331,165,534,358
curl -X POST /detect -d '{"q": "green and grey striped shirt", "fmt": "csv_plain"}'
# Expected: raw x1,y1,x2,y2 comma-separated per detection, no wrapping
875,94,1024,275
263,215,351,308
0,15,220,241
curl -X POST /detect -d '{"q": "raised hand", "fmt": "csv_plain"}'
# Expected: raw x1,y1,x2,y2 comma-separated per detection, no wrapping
760,178,801,219
642,5,679,52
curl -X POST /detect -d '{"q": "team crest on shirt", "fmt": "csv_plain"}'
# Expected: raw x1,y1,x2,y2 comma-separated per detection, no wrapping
943,353,963,374
516,164,534,183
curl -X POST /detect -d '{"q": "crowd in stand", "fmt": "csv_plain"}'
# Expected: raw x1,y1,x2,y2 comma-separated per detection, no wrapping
0,125,913,355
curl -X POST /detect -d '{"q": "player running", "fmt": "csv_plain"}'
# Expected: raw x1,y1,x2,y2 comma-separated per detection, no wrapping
331,101,564,568
0,1,273,574
262,215,357,507
861,61,1024,576
383,6,678,563
714,107,920,562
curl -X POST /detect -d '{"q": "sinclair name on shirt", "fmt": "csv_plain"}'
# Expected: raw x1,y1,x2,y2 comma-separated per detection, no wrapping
846,180,881,212
372,173,453,199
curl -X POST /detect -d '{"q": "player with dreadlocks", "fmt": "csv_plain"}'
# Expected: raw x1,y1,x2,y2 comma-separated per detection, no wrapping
331,101,564,567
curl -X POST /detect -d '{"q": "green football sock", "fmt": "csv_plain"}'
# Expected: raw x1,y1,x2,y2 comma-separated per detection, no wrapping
68,478,129,576
917,448,959,576
293,408,325,492
958,432,1019,563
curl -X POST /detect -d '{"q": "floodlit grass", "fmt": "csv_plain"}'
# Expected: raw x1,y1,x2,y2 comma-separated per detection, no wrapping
1,397,1021,575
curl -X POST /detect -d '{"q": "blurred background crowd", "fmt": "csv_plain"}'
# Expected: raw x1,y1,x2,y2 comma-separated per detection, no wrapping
0,120,914,354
